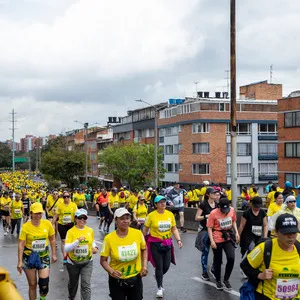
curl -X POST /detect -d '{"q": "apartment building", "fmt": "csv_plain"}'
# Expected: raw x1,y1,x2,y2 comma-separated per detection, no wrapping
278,91,300,187
158,92,279,191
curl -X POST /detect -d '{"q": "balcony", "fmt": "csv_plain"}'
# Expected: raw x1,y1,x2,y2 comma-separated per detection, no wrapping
258,154,278,160
258,133,278,140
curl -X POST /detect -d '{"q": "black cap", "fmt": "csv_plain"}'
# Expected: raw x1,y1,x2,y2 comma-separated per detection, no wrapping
275,214,299,234
252,196,262,208
206,187,217,195
219,198,230,214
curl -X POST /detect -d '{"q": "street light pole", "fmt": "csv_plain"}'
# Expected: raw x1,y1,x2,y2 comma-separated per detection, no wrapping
135,99,158,188
84,122,89,185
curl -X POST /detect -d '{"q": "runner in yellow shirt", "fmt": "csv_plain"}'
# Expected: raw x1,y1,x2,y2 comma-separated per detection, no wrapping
73,189,88,210
127,190,139,213
10,193,24,235
0,191,12,236
132,196,148,230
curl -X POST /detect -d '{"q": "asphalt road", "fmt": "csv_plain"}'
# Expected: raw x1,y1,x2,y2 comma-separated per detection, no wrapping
0,216,245,300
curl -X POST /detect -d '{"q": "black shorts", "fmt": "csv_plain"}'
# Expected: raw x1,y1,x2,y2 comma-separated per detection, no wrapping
100,206,110,220
0,210,9,217
58,223,74,240
171,206,184,214
24,209,30,216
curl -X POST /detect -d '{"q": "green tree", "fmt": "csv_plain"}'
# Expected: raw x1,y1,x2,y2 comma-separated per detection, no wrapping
99,143,165,189
0,142,12,168
40,136,86,188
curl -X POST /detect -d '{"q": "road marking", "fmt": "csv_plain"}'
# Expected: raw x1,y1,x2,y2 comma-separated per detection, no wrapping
191,277,240,297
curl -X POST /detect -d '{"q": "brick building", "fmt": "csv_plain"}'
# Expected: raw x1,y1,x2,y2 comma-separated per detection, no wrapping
278,91,300,187
158,93,278,191
240,80,282,100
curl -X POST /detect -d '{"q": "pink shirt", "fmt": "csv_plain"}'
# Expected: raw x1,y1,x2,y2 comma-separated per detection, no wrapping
207,207,236,243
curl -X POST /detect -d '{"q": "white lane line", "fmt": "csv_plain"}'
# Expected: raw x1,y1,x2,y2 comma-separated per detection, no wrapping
95,240,103,245
191,277,240,297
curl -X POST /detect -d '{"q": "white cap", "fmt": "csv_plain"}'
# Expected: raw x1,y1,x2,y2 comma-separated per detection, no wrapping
285,195,296,203
148,187,153,191
114,208,131,219
203,181,209,185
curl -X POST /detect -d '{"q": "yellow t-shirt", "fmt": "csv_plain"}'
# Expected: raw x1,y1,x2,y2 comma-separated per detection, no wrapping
128,194,138,210
118,191,127,204
226,190,232,201
0,197,12,211
109,194,119,209
74,194,86,207
267,191,276,205
93,193,100,204
267,203,282,217
248,239,300,299
101,228,146,279
57,202,78,225
144,210,176,240
10,200,23,219
46,196,60,217
19,220,55,257
133,203,148,222
199,187,207,196
66,226,95,262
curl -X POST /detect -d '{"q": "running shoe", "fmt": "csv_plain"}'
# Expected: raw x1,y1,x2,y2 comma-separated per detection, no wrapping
215,281,223,290
180,228,187,233
201,272,210,281
97,216,100,220
62,259,67,265
209,267,216,279
223,280,232,291
156,287,164,298
4,232,7,236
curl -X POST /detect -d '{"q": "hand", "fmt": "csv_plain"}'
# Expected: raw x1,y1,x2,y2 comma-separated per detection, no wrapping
92,247,98,254
17,262,22,275
211,241,217,249
51,254,57,264
177,241,183,248
110,269,122,278
258,269,273,280
169,202,174,207
137,222,141,227
77,236,85,242
140,266,148,277
235,233,240,244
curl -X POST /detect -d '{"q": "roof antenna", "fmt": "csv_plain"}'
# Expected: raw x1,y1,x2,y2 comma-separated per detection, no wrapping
270,64,273,83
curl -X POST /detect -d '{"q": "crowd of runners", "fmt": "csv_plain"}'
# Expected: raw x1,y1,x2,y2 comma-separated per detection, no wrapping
0,171,300,299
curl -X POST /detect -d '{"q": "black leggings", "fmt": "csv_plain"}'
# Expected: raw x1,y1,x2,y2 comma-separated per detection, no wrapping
212,241,235,282
11,218,21,234
150,243,171,288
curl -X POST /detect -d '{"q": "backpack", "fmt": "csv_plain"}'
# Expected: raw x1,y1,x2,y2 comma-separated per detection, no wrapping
120,191,125,198
240,239,300,300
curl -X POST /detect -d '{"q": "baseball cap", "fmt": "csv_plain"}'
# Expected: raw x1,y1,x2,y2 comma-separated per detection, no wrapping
30,202,44,214
295,185,300,189
148,187,153,191
75,209,88,218
206,187,217,194
219,198,230,214
154,195,166,203
203,181,209,185
252,196,263,208
285,195,296,203
275,213,299,234
114,208,131,219
284,181,293,189
139,195,145,200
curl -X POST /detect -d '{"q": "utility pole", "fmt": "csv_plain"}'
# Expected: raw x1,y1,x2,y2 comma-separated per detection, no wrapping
9,109,17,172
270,64,273,83
230,0,238,210
194,81,199,98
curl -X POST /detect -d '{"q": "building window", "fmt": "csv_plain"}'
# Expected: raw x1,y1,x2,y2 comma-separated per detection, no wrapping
192,123,210,133
285,173,300,187
285,143,300,158
166,163,173,172
192,163,210,175
219,103,225,112
237,163,251,177
165,145,173,155
259,143,278,155
226,164,231,176
237,143,251,156
192,143,210,154
285,111,300,128
258,163,278,175
90,153,97,161
258,123,277,135
237,123,251,135
159,128,165,137
178,163,182,171
178,144,182,151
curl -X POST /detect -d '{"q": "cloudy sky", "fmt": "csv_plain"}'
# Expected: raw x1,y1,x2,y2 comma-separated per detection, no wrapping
0,0,299,141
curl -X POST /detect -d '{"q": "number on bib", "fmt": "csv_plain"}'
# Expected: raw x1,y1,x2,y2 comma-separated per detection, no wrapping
158,221,171,232
118,243,138,262
14,209,21,215
219,217,232,230
275,278,299,299
32,239,46,252
74,245,89,257
62,215,72,224
252,225,262,236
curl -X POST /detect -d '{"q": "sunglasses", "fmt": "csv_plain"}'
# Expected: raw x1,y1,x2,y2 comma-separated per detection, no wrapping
63,195,70,199
287,201,296,203
77,216,87,220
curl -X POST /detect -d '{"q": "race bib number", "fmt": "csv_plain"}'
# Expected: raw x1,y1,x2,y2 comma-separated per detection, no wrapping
23,203,28,209
32,239,46,252
62,215,72,224
118,243,138,262
113,202,119,208
275,279,299,299
14,209,21,215
74,245,89,257
219,217,232,230
158,221,171,232
252,225,262,236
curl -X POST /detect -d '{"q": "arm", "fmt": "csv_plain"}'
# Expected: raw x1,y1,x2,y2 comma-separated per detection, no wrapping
195,208,204,221
263,217,268,238
171,226,183,248
64,240,80,253
52,213,58,225
17,239,25,274
100,256,122,278
92,241,99,254
233,220,240,243
207,227,216,249
238,216,247,236
49,234,57,263
140,248,148,277
142,225,149,237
